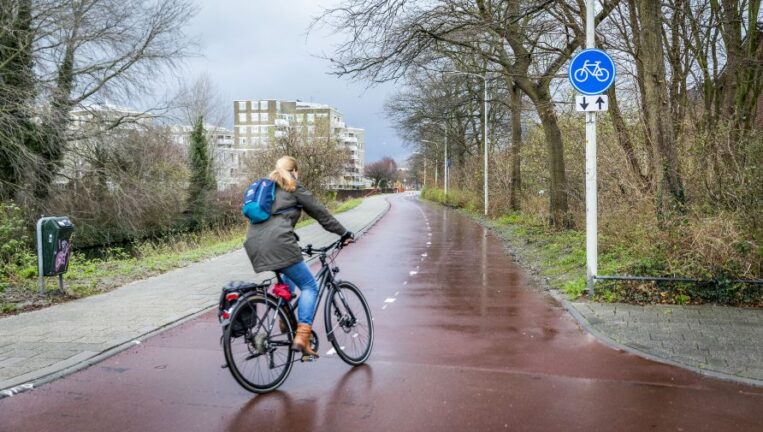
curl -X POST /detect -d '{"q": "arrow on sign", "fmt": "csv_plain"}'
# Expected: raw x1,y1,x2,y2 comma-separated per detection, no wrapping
576,94,609,112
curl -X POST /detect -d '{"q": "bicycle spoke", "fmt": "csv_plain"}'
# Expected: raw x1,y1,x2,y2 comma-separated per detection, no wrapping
223,295,294,393
325,283,373,365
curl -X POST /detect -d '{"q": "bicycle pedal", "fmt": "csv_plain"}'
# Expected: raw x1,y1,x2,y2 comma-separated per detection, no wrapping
300,354,317,362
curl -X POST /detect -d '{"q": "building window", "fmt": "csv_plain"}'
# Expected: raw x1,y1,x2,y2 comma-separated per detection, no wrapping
240,138,247,145
276,101,281,111
238,112,247,123
307,114,315,123
237,101,246,110
261,112,269,122
260,100,268,110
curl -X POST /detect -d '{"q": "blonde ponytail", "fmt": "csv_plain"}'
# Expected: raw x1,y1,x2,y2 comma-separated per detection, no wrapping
269,156,298,192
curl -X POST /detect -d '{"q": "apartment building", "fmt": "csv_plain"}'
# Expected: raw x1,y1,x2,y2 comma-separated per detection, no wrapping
233,99,366,189
168,124,244,190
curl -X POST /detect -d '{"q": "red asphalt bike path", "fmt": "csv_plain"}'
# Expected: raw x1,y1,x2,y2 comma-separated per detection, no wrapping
0,194,761,432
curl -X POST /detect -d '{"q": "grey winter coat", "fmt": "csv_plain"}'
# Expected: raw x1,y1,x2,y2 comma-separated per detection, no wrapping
244,183,348,273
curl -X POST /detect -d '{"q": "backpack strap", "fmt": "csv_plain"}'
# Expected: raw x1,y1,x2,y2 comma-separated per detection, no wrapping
272,204,302,215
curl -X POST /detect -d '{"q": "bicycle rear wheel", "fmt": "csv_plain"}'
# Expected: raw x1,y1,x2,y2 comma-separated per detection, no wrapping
223,294,294,393
325,281,374,365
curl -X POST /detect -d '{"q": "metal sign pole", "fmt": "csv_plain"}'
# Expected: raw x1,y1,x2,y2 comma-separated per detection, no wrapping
585,0,598,295
444,132,448,197
36,217,46,295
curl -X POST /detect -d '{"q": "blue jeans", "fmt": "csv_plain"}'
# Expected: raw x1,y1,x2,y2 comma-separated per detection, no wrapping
279,260,318,325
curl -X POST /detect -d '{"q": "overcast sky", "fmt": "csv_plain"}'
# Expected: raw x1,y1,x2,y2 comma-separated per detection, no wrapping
180,0,406,164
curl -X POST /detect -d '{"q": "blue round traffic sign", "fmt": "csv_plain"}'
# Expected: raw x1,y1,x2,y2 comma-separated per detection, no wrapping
568,49,616,95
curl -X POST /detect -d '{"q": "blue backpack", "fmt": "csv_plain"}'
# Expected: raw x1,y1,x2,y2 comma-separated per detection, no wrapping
242,179,278,224
241,179,300,224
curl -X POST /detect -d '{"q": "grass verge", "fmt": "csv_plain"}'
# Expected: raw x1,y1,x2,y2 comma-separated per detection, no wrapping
0,197,366,316
421,188,762,306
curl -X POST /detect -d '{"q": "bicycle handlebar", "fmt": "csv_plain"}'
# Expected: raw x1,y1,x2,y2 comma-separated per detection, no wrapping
300,238,345,257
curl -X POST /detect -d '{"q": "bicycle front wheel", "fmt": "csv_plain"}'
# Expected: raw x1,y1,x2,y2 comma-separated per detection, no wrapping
223,294,295,393
325,281,374,365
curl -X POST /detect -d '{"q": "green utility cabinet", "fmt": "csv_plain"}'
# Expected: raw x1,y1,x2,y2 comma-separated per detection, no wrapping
36,216,75,294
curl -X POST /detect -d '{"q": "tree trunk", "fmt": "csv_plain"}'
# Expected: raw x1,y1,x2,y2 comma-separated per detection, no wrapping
606,85,650,190
719,0,763,132
637,0,686,217
509,81,522,211
534,86,570,227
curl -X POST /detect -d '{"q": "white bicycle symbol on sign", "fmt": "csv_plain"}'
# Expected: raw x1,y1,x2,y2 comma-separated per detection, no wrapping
574,60,610,83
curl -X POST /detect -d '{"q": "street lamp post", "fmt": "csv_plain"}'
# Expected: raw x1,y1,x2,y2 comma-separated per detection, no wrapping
445,71,488,216
422,136,448,195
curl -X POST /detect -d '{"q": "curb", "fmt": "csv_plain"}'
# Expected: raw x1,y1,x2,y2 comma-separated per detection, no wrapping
0,195,392,399
554,294,763,388
354,195,392,240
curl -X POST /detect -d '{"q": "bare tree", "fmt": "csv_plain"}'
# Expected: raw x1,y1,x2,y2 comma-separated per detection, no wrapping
172,73,228,128
2,0,197,203
50,125,189,245
634,0,686,216
241,120,349,197
0,0,37,200
365,157,398,188
317,0,621,226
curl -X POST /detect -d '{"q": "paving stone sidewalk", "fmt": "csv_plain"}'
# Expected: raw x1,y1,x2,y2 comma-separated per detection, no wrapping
0,195,390,394
569,301,763,385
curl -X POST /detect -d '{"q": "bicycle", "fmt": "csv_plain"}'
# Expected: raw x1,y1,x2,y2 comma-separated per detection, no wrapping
573,59,610,83
220,238,374,393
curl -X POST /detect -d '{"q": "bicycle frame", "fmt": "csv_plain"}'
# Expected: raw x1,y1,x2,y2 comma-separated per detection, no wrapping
257,240,350,361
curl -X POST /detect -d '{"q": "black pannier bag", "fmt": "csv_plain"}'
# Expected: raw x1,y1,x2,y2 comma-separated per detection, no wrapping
218,281,264,338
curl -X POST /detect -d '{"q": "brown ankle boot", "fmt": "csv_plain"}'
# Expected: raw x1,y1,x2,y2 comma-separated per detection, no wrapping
292,323,319,357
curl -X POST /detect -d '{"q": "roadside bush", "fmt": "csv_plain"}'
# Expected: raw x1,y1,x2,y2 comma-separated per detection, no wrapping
0,202,28,263
0,202,36,288
420,117,762,305
45,127,190,246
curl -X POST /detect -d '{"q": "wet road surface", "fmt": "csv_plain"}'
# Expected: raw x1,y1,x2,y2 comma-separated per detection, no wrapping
1,194,761,431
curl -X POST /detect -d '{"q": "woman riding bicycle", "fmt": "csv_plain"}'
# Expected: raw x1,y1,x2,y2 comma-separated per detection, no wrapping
244,156,353,357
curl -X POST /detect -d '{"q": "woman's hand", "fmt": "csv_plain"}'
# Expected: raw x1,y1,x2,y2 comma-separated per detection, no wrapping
340,231,354,246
